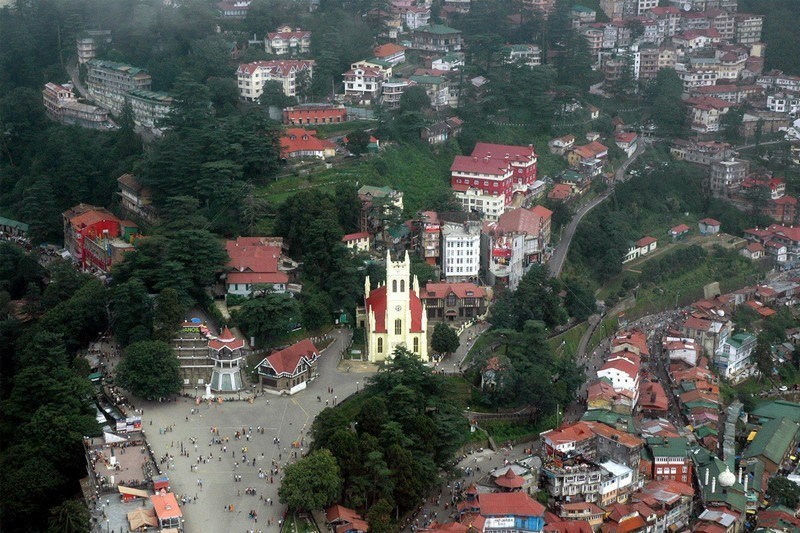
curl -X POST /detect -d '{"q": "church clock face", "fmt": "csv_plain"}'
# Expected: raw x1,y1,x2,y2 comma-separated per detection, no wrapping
395,305,402,311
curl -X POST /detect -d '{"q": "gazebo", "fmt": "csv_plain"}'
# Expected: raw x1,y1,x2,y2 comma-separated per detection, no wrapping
493,468,525,491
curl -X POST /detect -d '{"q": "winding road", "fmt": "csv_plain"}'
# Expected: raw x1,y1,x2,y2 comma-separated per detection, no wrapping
547,143,647,278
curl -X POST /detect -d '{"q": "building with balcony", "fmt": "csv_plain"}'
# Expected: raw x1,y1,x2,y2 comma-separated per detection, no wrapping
62,204,139,273
343,66,383,103
236,60,314,101
86,59,152,115
441,221,481,282
410,24,463,53
381,78,414,108
42,82,112,130
265,26,311,55
503,44,542,67
283,103,347,125
117,173,157,225
734,13,763,45
127,88,174,129
709,158,749,198
76,30,111,64
481,205,552,289
223,236,297,297
714,332,756,382
421,282,486,322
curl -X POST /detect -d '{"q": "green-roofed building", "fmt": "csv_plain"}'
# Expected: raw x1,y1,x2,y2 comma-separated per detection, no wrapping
581,409,634,432
648,437,692,483
742,417,800,473
0,216,29,238
691,446,747,514
86,58,153,116
411,24,463,53
127,89,174,129
750,400,800,426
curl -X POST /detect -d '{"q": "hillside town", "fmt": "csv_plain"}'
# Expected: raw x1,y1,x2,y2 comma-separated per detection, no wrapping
2,0,800,532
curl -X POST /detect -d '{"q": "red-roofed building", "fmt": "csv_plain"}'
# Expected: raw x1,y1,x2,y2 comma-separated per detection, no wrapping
342,231,372,252
639,381,669,416
326,504,368,533
588,378,635,414
541,421,596,457
224,236,297,297
548,183,573,202
740,242,764,260
373,43,406,65
358,251,428,362
63,203,140,273
256,338,320,394
668,224,690,240
343,66,384,103
556,502,604,530
687,97,731,134
614,132,638,157
451,143,538,220
698,218,721,235
149,491,182,531
597,358,640,408
207,326,246,392
765,195,798,226
494,468,526,491
544,521,593,533
280,128,337,160
265,26,311,56
283,104,347,126
421,282,487,321
482,206,553,289
457,492,546,532
624,237,658,263
567,142,608,177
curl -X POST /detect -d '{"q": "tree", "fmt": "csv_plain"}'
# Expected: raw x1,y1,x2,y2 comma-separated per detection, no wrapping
399,86,431,114
564,277,597,321
232,292,302,345
431,323,460,355
47,499,90,533
767,476,800,508
258,81,296,108
279,449,343,511
647,68,685,135
153,288,185,342
116,341,182,399
346,129,371,155
366,498,394,533
754,333,773,380
110,278,153,346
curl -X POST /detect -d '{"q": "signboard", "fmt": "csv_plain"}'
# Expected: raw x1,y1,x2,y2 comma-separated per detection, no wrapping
485,517,515,529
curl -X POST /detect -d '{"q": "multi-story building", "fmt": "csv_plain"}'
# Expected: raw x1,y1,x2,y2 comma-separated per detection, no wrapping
714,332,756,382
688,83,762,103
410,24,463,53
688,96,731,134
567,141,608,177
451,143,538,219
216,0,251,17
734,13,763,45
42,82,111,130
638,46,660,80
256,339,320,395
767,93,800,115
358,185,404,233
675,64,718,93
408,74,449,107
223,237,297,297
599,0,625,20
283,103,347,125
62,204,139,273
85,59,152,114
522,0,555,16
671,139,735,165
581,27,604,63
649,437,692,484
598,461,635,508
418,211,441,265
117,173,158,225
380,78,412,109
680,314,732,355
541,461,605,503
76,30,111,64
636,0,658,16
404,6,431,29
710,10,736,41
127,89,173,129
441,221,481,282
570,4,596,26
657,47,677,71
647,6,680,38
265,26,311,55
236,60,313,101
708,158,750,198
343,66,383,103
757,70,800,93
503,44,542,67
420,282,487,321
481,205,552,289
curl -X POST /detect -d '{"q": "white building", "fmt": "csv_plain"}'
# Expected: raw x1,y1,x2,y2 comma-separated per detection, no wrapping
597,357,640,407
342,66,383,103
265,26,311,55
432,52,465,71
503,44,542,67
715,332,757,383
404,6,431,30
441,221,481,283
382,79,415,109
767,94,800,115
236,60,314,101
664,337,698,367
599,461,635,507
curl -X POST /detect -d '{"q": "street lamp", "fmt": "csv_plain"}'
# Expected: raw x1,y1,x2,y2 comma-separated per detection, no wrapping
195,386,198,398
356,381,359,393
106,518,110,533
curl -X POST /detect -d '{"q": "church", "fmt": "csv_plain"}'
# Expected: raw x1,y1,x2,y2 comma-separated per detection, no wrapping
358,251,428,363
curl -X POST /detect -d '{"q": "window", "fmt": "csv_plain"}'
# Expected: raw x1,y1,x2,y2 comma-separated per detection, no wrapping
400,280,405,292
413,337,419,352
392,280,397,292
395,319,402,335
377,338,383,353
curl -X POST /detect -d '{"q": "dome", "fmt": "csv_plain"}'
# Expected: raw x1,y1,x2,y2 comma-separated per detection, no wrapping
719,466,736,487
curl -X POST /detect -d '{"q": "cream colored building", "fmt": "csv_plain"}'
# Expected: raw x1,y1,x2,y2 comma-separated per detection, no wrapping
359,251,428,363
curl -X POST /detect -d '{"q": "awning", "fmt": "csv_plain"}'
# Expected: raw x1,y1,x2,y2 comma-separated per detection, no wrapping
104,432,127,444
747,430,757,442
119,486,149,498
127,508,157,530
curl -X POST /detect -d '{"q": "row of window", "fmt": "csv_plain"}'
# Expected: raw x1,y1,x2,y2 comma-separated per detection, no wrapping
376,337,419,353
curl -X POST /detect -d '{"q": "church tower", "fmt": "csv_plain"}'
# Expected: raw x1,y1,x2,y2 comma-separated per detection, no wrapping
386,251,410,355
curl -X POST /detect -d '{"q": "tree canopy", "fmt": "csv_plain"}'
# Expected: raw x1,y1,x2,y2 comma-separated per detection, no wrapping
116,341,182,399
279,449,343,511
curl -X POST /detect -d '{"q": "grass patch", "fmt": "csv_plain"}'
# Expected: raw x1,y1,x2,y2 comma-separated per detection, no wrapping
464,332,495,366
286,512,319,533
313,120,375,139
547,322,589,359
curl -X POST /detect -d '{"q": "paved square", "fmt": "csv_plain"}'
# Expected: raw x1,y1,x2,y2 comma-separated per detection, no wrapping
138,329,366,533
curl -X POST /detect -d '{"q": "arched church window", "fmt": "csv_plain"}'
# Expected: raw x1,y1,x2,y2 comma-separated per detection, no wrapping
377,338,383,353
395,319,402,335
392,280,397,292
400,279,405,292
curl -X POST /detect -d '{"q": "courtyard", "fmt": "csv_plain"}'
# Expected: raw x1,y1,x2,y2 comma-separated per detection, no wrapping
136,328,368,533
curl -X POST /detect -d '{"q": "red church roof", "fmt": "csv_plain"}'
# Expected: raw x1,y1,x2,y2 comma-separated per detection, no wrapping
494,468,526,489
208,326,245,351
364,284,424,334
